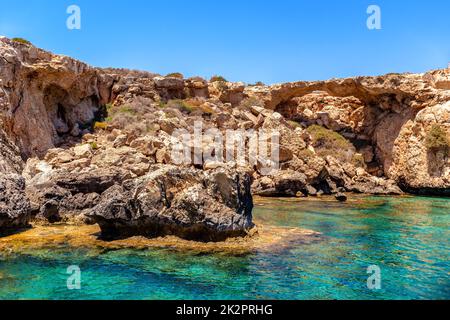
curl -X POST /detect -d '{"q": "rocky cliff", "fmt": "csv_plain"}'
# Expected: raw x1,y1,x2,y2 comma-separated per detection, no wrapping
0,36,449,236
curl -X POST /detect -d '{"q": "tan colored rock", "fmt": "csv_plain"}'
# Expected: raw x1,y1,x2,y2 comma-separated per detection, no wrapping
73,144,93,159
388,102,449,194
113,134,128,148
156,148,171,164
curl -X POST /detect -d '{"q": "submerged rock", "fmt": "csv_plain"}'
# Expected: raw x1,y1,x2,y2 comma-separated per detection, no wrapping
335,192,347,202
88,165,254,241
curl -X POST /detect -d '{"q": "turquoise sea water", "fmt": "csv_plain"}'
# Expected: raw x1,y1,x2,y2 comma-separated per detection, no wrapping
0,196,449,300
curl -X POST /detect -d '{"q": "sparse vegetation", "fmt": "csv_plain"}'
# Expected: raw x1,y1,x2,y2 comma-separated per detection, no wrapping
166,72,184,79
248,81,265,86
288,120,302,129
105,103,114,113
164,98,215,116
158,101,166,108
239,97,265,110
89,141,99,150
166,99,195,114
118,105,137,115
297,148,315,159
306,125,356,161
12,37,32,45
425,124,449,154
210,75,227,82
94,122,108,131
351,153,366,168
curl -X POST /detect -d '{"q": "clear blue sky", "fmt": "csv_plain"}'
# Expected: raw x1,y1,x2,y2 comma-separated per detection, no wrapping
0,0,449,84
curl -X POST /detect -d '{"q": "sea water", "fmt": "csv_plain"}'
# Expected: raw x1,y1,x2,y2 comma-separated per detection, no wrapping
0,196,448,300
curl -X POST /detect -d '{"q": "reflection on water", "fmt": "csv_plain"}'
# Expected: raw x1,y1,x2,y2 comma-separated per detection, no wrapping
0,196,449,300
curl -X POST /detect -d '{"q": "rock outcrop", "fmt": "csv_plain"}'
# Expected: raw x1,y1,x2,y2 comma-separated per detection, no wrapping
0,173,31,231
88,165,253,241
0,36,449,235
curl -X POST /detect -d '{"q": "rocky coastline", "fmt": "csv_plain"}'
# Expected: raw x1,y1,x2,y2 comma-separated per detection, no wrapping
0,37,449,241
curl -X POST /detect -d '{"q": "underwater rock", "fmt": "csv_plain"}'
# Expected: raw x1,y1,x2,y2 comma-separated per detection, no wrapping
335,192,347,202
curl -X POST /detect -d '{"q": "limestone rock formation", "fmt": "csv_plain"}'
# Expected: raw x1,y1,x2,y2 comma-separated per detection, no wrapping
0,37,107,158
88,165,254,241
0,173,31,230
388,102,450,195
0,127,23,174
0,36,449,234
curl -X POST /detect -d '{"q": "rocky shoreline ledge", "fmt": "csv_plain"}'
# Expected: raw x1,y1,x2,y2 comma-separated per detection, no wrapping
0,221,321,256
0,37,449,241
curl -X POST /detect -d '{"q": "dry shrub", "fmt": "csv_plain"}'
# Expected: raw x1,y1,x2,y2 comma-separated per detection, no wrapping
425,124,449,154
306,125,356,162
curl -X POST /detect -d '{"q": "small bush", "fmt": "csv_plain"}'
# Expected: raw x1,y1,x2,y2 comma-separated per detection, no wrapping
248,81,265,86
94,122,108,131
158,101,167,108
425,124,449,153
306,125,355,161
105,103,114,113
351,153,366,168
210,75,227,82
118,105,136,115
288,120,302,129
166,99,195,114
166,72,184,79
239,97,265,110
198,104,215,116
12,37,32,45
89,141,99,150
297,148,315,159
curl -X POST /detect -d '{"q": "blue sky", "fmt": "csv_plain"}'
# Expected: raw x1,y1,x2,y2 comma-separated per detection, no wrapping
0,0,449,84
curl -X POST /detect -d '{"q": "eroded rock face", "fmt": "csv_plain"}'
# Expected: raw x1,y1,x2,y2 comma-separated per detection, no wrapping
0,127,23,174
0,174,31,230
0,37,108,158
388,102,450,195
1,37,449,236
88,165,254,241
244,70,450,195
25,163,132,224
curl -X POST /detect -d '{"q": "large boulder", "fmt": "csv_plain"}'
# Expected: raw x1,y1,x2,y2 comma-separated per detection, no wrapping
88,165,254,241
0,174,31,231
252,170,307,197
25,161,132,223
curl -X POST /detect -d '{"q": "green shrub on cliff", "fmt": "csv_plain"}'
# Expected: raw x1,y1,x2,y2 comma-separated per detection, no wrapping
425,124,449,153
306,125,356,161
248,81,265,86
166,72,184,79
165,99,215,116
306,125,350,149
288,120,302,129
210,75,227,82
12,37,32,45
239,97,265,110
166,99,194,114
118,105,137,115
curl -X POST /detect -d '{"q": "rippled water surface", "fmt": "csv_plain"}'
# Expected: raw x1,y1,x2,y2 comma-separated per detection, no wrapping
0,196,449,300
